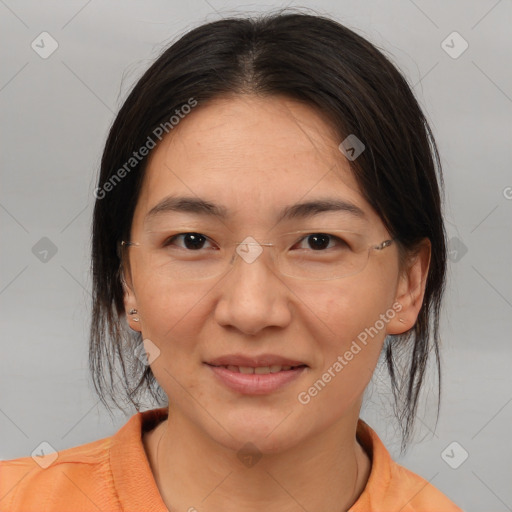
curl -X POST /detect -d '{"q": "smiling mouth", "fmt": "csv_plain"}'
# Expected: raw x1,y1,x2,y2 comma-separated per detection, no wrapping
205,362,308,394
206,364,307,374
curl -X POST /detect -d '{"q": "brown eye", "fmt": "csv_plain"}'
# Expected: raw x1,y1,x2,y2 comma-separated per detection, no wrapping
164,233,212,250
306,234,331,250
295,233,348,251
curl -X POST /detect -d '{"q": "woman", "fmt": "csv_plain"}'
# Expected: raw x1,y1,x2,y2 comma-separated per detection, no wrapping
0,10,462,511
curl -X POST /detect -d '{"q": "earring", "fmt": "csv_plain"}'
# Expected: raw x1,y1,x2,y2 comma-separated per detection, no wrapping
129,309,139,322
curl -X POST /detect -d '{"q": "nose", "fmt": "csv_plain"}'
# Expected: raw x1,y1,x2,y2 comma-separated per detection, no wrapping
213,242,292,336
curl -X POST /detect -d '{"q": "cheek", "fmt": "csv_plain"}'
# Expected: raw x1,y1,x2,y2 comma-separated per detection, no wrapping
305,279,392,347
322,297,386,385
299,280,394,402
295,313,387,427
133,272,211,403
132,268,208,354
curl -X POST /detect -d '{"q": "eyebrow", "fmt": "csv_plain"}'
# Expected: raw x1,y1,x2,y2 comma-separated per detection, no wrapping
144,195,366,225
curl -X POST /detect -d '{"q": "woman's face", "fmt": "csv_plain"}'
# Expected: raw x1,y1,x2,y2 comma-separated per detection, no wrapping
124,94,408,453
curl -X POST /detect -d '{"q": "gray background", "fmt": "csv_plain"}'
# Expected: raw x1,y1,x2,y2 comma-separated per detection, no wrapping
1,1,511,510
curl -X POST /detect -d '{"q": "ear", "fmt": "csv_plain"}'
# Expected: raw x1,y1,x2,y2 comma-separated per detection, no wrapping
120,261,142,333
387,239,431,335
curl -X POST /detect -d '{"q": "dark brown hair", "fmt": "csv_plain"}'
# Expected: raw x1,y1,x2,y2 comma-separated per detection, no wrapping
90,9,446,452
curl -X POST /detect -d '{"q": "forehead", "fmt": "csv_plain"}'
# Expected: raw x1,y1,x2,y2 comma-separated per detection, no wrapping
134,95,379,228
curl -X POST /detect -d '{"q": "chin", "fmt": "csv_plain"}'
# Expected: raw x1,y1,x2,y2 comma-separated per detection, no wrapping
205,407,308,456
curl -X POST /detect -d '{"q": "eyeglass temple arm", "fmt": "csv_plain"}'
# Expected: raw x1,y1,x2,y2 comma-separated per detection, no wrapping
374,239,394,251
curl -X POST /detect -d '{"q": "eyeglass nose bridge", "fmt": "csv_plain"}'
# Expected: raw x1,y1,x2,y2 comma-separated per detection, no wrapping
231,237,276,267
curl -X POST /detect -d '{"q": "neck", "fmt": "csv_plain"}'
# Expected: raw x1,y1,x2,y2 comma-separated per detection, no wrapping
146,408,371,512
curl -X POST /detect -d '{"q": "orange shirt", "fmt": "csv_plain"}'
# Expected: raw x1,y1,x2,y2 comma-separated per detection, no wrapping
1,407,462,511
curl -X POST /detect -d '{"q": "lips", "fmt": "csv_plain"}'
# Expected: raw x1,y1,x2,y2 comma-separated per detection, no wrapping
204,354,308,394
206,354,308,368
221,364,304,374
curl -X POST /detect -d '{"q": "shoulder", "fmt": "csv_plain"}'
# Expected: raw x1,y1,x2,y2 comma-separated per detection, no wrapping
0,434,117,511
351,420,463,512
386,459,462,511
0,407,168,511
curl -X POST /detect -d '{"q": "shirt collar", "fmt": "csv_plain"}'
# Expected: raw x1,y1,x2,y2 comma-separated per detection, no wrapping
109,407,391,511
110,407,170,511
